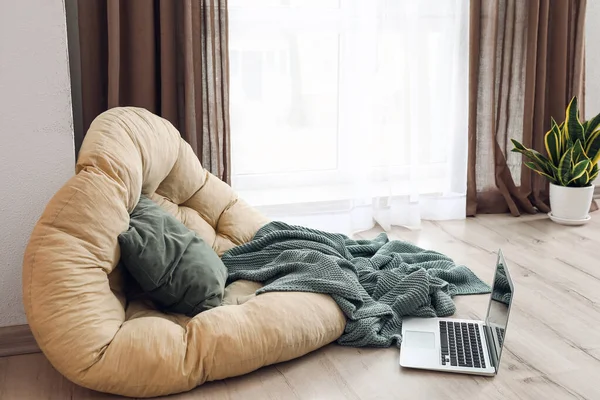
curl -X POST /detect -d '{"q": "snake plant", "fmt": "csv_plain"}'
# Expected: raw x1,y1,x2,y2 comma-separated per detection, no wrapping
511,96,600,187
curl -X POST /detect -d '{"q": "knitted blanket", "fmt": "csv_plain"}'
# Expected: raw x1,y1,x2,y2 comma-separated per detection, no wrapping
222,221,491,347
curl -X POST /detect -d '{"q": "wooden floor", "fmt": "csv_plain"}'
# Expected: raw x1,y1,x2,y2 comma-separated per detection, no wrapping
2,214,600,399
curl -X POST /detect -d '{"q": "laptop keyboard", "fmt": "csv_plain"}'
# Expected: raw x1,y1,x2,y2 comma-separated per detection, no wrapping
496,326,505,348
439,321,486,368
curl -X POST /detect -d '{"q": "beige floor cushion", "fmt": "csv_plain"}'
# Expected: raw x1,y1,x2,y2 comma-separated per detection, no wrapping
22,107,345,398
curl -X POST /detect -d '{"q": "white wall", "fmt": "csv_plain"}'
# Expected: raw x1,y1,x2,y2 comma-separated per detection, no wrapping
586,1,600,120
0,0,74,327
587,1,600,187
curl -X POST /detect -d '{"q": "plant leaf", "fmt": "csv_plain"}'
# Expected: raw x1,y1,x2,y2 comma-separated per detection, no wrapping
565,96,586,145
558,147,573,186
523,161,543,174
589,163,599,182
512,147,555,175
524,161,557,183
510,139,527,152
571,140,587,163
585,129,600,164
561,120,570,148
550,118,565,153
511,138,558,176
568,159,590,184
575,170,590,187
585,112,600,139
558,120,566,147
544,126,561,164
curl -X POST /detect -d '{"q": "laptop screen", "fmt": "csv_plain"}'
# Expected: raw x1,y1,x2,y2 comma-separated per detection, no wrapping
485,250,514,370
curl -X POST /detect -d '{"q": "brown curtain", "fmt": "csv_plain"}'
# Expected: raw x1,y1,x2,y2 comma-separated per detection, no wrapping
77,0,231,183
467,0,587,216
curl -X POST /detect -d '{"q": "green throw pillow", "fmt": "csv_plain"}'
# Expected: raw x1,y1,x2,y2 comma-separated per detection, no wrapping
118,196,227,316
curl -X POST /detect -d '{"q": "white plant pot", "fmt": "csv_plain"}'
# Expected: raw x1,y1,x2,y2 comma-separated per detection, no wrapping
549,183,594,222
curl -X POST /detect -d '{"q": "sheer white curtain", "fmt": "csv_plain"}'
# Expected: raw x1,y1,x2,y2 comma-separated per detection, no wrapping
229,0,469,234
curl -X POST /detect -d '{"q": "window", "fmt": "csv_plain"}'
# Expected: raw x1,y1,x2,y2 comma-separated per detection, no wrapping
229,0,469,231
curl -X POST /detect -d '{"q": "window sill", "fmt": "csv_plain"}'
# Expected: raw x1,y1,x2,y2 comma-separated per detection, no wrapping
237,179,463,208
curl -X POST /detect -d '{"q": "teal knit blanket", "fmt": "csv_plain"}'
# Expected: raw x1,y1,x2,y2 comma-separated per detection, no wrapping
222,221,491,347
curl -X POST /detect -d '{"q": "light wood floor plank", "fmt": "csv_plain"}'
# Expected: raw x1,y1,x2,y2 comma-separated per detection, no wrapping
1,214,598,399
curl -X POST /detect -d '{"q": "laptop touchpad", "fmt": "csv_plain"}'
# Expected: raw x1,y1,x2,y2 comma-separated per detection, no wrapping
404,331,436,349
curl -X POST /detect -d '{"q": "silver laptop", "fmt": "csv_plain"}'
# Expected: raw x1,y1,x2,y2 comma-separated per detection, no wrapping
400,250,513,376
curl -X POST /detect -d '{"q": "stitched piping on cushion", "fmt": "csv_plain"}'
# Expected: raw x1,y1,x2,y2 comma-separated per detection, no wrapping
180,170,223,233
152,140,182,205
214,199,244,247
150,191,176,207
215,224,239,247
158,139,206,205
217,196,238,221
180,169,211,208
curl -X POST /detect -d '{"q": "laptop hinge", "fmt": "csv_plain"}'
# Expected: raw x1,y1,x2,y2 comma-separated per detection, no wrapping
483,324,499,372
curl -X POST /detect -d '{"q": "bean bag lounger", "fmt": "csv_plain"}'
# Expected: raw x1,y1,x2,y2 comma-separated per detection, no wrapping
22,107,346,398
